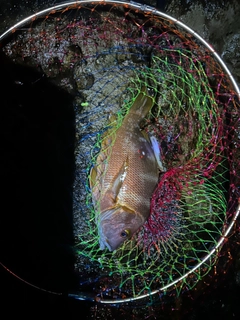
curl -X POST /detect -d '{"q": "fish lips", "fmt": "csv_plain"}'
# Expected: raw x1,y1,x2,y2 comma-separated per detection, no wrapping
98,207,122,251
99,233,112,251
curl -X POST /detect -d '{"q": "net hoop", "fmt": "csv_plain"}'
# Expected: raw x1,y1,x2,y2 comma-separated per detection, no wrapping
91,202,240,304
0,0,239,100
1,0,239,305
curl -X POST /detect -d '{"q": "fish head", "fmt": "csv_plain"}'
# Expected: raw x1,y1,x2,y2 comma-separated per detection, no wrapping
98,206,144,251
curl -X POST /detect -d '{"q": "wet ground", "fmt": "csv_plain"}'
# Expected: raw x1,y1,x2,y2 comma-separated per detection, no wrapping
0,0,239,86
1,0,240,319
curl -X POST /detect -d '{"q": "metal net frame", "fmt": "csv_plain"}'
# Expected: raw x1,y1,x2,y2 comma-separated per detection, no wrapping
1,0,240,304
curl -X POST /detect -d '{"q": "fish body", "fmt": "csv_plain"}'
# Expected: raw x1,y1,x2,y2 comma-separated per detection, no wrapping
90,88,159,251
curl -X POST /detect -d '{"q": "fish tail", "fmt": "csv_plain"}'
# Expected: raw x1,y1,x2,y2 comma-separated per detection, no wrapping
129,86,154,118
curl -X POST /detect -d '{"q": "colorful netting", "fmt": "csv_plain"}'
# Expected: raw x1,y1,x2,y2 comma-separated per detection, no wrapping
1,1,239,303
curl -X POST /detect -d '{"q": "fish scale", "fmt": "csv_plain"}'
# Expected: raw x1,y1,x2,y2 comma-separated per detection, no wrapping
104,128,153,212
90,87,159,251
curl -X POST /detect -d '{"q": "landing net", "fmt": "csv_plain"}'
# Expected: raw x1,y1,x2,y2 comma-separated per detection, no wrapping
1,0,239,304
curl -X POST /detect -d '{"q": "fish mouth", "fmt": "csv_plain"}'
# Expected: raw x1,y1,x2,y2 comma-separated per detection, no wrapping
99,236,113,251
96,208,117,251
98,221,113,251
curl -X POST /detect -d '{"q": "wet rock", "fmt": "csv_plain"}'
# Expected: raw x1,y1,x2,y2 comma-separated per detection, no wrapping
166,0,240,87
221,33,240,85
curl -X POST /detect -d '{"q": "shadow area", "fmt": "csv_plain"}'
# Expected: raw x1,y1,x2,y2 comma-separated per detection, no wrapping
0,50,77,295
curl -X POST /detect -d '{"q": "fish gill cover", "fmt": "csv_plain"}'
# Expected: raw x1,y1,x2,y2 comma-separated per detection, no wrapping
1,0,240,304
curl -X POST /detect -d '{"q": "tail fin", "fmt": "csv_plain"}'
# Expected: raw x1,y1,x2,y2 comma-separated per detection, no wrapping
129,86,154,118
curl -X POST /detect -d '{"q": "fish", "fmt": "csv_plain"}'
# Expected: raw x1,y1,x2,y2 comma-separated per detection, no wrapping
90,87,159,251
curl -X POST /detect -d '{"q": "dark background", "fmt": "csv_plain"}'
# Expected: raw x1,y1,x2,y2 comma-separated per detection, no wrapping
1,1,240,319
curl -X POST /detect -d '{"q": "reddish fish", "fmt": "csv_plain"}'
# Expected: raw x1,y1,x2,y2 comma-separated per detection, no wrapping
90,87,159,251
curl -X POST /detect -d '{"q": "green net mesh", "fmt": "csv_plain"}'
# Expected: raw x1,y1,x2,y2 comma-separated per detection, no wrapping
1,1,239,303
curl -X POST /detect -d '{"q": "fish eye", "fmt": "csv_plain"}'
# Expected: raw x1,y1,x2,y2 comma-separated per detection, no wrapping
120,230,130,238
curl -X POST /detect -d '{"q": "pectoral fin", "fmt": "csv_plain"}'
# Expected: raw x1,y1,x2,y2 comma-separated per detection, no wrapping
149,135,166,172
140,130,166,172
104,157,129,206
